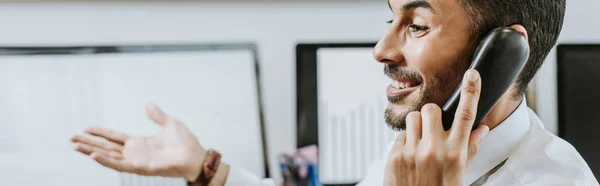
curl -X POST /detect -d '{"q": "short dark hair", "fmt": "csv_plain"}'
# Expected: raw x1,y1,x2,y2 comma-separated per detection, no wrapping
460,0,566,97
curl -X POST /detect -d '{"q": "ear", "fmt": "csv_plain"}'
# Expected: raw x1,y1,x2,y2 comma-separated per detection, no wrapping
508,24,529,41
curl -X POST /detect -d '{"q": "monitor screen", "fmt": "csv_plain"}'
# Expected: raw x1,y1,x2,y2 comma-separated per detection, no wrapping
0,45,266,186
297,43,397,185
557,44,600,181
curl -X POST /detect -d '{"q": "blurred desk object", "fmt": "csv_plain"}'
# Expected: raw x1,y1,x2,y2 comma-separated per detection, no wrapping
557,44,600,181
0,44,268,186
280,145,320,186
296,43,398,185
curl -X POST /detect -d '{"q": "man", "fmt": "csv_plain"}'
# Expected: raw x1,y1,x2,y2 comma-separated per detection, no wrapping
70,0,598,185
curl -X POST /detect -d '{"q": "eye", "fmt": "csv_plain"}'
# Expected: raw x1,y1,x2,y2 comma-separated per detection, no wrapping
408,24,429,37
386,19,393,24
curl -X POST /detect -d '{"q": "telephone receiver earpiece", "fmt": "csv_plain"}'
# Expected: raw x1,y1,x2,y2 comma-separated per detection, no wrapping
440,27,530,131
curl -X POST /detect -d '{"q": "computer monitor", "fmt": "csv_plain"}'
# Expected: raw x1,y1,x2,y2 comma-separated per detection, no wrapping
296,43,397,185
557,44,600,181
0,44,268,186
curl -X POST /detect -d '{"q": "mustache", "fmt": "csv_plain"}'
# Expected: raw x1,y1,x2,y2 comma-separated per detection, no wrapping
384,64,424,83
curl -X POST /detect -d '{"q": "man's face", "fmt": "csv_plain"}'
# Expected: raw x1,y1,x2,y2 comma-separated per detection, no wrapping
374,0,475,130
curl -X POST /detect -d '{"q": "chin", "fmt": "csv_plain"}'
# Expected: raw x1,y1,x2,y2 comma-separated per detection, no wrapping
384,106,409,131
387,102,412,115
385,92,422,131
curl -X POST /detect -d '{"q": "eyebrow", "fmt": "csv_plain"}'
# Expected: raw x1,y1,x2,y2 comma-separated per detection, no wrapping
388,0,436,14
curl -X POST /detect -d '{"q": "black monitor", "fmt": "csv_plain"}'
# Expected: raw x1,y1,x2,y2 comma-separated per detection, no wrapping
557,44,600,180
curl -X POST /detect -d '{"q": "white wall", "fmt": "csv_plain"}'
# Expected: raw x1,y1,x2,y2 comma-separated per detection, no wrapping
0,0,389,182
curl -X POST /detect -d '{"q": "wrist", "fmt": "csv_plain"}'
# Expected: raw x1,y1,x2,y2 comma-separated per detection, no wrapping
208,163,229,186
187,150,227,185
184,149,206,182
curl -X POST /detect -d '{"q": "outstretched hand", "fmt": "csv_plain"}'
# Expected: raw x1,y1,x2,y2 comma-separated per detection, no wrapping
71,104,206,182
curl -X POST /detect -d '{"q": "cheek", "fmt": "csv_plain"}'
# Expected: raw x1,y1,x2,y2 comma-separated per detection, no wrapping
404,39,433,76
403,40,425,64
405,38,446,84
420,35,468,81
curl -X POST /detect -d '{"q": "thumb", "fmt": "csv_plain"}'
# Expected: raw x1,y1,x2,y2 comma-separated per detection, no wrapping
467,124,489,162
146,103,169,126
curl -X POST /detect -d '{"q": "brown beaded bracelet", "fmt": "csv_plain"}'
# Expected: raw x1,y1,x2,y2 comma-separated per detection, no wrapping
188,150,222,186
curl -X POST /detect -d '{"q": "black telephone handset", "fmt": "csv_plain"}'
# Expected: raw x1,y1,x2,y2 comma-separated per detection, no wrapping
440,27,530,131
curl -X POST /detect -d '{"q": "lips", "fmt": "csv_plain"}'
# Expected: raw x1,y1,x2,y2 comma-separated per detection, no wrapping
384,65,424,99
391,79,420,89
387,79,422,98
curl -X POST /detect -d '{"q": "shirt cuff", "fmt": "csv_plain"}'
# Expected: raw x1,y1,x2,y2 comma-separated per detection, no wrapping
225,166,275,186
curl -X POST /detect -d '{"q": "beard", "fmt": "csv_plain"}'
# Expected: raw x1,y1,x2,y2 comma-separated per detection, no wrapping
384,52,473,131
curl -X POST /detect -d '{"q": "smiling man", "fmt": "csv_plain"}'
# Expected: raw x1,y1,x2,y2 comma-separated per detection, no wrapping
372,0,597,185
71,0,598,185
380,0,474,131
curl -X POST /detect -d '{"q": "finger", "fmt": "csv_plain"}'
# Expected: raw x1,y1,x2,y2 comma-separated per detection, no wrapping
84,127,129,145
392,132,407,150
74,142,124,160
467,125,490,163
91,151,133,173
388,132,406,172
420,103,444,140
71,134,124,152
146,103,169,126
405,111,422,147
73,142,95,155
449,69,481,145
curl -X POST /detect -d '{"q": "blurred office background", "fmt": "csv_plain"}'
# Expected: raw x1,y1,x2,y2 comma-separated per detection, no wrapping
0,0,598,185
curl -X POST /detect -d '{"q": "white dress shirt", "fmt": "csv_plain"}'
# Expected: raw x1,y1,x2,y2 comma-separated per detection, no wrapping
226,99,598,186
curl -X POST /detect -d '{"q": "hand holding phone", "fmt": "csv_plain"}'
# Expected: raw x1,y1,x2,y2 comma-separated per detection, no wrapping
385,69,490,186
441,27,530,130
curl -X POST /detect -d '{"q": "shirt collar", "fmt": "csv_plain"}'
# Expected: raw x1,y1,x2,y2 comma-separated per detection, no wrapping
464,97,532,185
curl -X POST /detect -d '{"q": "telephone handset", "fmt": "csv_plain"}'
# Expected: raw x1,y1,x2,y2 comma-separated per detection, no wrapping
440,27,530,131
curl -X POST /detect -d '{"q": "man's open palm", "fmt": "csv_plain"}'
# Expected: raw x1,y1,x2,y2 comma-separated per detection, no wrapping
71,104,206,181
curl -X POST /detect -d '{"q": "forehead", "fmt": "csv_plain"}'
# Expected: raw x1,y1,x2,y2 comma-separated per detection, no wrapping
388,0,463,15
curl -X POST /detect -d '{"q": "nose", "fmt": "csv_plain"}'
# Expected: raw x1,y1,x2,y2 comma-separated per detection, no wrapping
373,31,404,65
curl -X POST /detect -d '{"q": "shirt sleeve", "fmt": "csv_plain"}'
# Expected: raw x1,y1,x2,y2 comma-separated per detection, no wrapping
355,159,386,186
356,141,395,186
225,166,275,186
